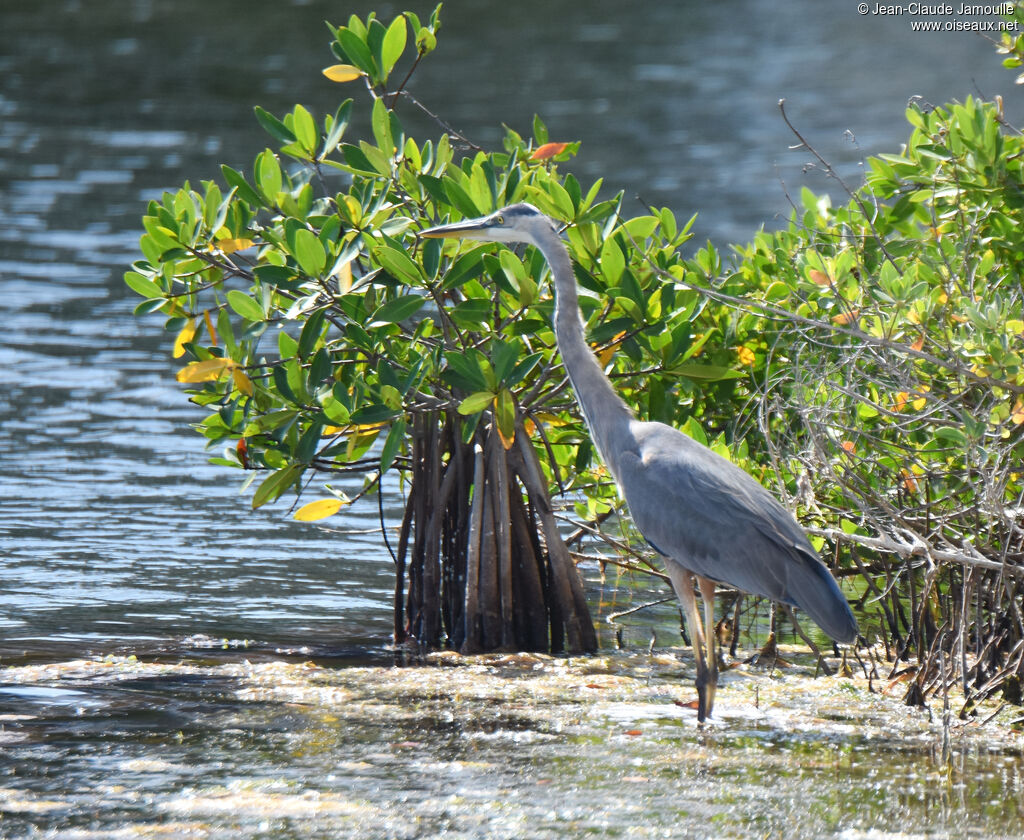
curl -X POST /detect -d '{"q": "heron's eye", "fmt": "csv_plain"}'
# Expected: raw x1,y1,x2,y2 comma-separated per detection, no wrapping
495,215,505,225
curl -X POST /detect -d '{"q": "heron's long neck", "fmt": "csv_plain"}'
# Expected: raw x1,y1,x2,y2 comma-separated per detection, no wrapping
533,236,635,473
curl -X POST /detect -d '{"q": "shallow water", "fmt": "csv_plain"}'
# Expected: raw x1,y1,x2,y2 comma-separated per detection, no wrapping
3,1,1024,836
1,651,1022,839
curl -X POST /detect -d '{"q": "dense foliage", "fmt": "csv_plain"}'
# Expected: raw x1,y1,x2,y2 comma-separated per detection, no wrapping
125,7,744,655
714,95,1024,710
128,5,1024,708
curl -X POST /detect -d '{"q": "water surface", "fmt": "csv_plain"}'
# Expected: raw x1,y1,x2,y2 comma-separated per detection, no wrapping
2,3,1022,836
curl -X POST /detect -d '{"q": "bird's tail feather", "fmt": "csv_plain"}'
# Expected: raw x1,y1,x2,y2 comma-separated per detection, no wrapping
786,556,859,643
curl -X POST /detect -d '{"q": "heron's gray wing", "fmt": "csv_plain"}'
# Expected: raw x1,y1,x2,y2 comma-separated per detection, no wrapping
617,422,857,642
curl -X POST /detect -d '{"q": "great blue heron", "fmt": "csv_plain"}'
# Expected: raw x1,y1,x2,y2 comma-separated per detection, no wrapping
420,203,858,720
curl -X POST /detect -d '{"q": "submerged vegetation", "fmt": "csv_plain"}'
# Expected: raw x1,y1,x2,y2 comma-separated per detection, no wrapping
128,6,1024,710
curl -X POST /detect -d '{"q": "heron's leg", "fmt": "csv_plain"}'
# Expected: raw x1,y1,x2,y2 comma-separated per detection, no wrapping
665,564,711,721
697,576,719,718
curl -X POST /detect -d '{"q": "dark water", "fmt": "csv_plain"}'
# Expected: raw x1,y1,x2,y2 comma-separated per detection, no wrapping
0,0,1018,659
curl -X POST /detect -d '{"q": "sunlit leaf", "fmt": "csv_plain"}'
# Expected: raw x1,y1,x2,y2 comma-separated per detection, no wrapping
336,260,353,294
294,497,346,521
380,418,406,473
218,238,255,254
596,331,626,368
322,64,365,82
458,391,495,415
176,358,235,383
1013,398,1024,425
530,142,570,161
808,268,832,285
173,318,198,359
226,290,265,322
380,16,408,76
252,463,303,509
292,228,326,276
124,271,163,299
203,310,218,347
232,368,255,396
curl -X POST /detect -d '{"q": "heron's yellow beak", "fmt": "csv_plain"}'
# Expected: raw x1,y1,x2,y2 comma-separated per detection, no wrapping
418,218,492,239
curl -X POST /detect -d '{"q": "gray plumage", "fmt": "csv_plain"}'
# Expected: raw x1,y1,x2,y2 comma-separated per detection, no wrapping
421,203,858,719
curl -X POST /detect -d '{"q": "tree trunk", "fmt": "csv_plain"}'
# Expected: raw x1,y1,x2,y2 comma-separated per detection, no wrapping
393,411,597,655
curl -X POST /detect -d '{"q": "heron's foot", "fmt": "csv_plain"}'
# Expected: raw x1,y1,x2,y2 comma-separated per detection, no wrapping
695,665,717,723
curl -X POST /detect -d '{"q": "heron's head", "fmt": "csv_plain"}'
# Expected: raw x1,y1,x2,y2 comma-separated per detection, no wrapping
419,203,558,247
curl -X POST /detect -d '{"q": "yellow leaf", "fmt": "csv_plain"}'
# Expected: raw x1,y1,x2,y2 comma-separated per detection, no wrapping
911,387,928,411
808,268,832,286
596,331,626,368
894,392,910,412
322,64,364,82
832,309,859,325
176,358,235,383
323,425,347,436
336,260,353,295
218,238,255,254
294,498,345,521
203,309,218,346
232,368,255,396
736,346,755,366
840,440,856,455
173,318,198,359
531,412,567,427
1012,398,1024,425
910,335,925,352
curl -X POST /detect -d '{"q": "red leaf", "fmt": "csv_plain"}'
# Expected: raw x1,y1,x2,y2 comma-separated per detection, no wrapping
530,142,570,161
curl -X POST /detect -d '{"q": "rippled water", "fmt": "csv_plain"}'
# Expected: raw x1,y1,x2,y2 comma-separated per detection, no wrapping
1,0,1015,662
1,652,1022,839
2,3,1023,835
